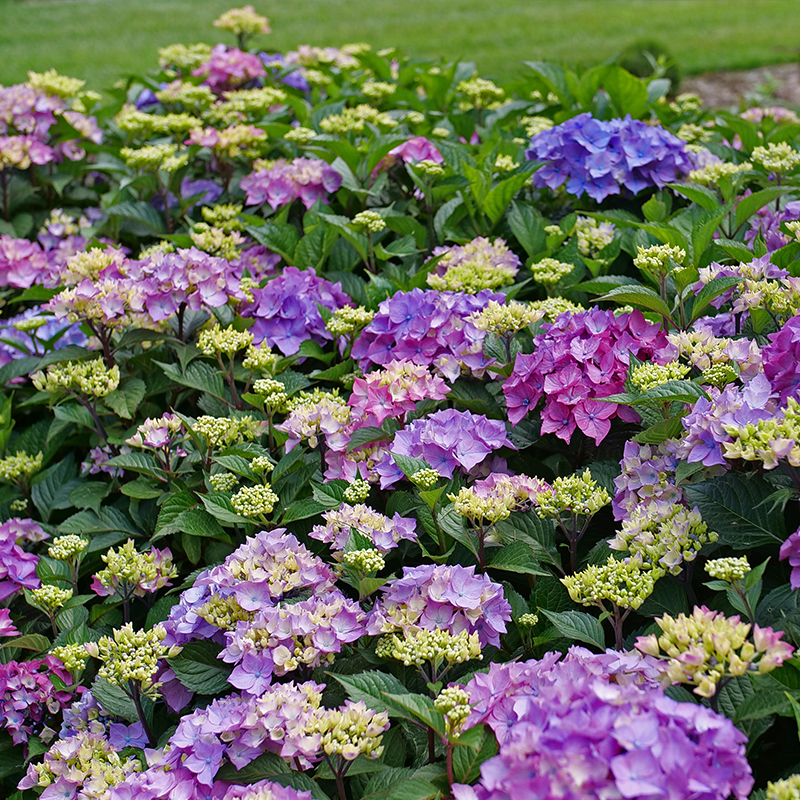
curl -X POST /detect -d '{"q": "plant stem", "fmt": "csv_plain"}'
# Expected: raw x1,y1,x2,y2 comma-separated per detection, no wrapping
128,681,156,746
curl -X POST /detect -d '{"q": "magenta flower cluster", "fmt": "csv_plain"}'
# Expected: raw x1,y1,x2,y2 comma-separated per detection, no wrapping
762,313,800,403
241,266,350,355
503,308,669,444
366,563,511,648
240,157,343,210
526,112,693,201
455,649,752,800
352,288,504,379
0,656,72,744
192,45,266,92
780,525,800,590
383,408,513,486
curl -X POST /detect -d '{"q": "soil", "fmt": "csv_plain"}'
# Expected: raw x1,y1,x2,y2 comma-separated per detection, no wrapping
682,63,800,109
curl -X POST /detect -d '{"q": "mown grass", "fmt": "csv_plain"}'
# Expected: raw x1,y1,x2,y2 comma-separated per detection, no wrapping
1,0,800,91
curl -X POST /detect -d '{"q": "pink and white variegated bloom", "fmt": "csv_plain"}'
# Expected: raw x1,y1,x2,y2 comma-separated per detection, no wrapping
311,503,417,553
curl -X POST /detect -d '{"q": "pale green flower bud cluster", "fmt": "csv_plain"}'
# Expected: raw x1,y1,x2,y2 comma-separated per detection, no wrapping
343,548,385,573
705,556,750,582
448,485,514,525
213,5,270,36
29,730,142,795
343,479,371,504
28,69,85,98
48,535,88,561
428,257,517,293
402,110,425,125
327,305,375,337
434,685,472,734
120,144,188,172
494,155,519,173
197,594,254,630
361,80,397,103
668,93,703,113
190,224,245,260
115,105,204,136
521,115,554,138
32,358,120,398
562,556,659,610
0,450,43,481
210,472,239,492
284,126,317,143
634,244,686,275
242,343,279,372
158,43,214,72
676,123,713,144
688,160,752,187
531,257,574,285
231,484,279,517
723,397,800,469
253,379,289,412
30,585,73,613
752,142,800,172
700,363,737,389
518,612,539,627
636,607,794,697
251,456,275,474
544,225,563,236
529,297,585,321
94,539,178,598
535,470,611,519
193,415,267,448
206,88,286,124
139,241,175,259
320,105,398,134
431,127,451,139
410,468,441,490
610,501,717,575
467,300,543,337
10,498,28,512
353,210,386,234
86,623,180,700
156,81,216,107
767,774,800,800
304,70,333,88
52,642,90,674
13,315,49,333
376,628,482,667
314,701,390,761
198,324,254,357
630,361,691,392
201,203,244,231
786,220,800,242
573,216,615,257
415,159,446,177
456,77,505,110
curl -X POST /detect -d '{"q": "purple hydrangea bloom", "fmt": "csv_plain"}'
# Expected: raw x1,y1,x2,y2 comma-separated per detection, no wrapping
240,266,351,355
526,113,693,201
0,518,41,601
455,648,752,800
108,721,149,749
745,199,800,251
367,563,511,648
0,306,87,367
763,313,800,403
613,440,683,520
780,525,800,590
385,408,513,486
192,45,266,93
240,157,343,210
694,254,788,310
503,308,669,444
351,287,504,380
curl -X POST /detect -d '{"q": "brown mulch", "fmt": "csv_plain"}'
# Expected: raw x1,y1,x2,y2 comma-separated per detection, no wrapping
682,63,800,109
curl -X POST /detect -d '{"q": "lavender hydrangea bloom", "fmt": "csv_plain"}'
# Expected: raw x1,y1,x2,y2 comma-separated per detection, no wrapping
526,113,693,201
763,313,800,403
367,563,511,648
241,266,351,355
0,518,41,601
455,648,752,800
745,199,800,251
694,254,788,310
780,525,800,590
613,440,683,520
386,408,513,486
351,288,504,380
240,157,343,209
0,306,87,367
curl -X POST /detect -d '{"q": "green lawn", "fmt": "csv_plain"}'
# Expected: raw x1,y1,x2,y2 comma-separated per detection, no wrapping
1,0,800,91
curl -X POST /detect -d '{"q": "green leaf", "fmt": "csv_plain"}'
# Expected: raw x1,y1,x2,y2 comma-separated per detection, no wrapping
68,481,111,513
387,778,440,800
689,276,743,324
735,187,792,230
391,452,430,479
216,752,290,783
331,671,408,713
507,202,546,257
169,641,232,694
603,65,649,117
106,452,164,480
311,479,349,508
346,426,390,452
488,541,549,576
199,493,251,524
495,511,561,570
604,380,709,407
452,724,498,784
482,166,537,226
91,677,138,722
105,201,166,233
246,222,300,262
734,690,789,722
597,285,673,322
666,183,721,212
0,633,50,653
103,378,145,419
575,275,643,294
31,455,79,523
155,360,228,403
540,609,605,650
281,497,327,523
785,692,800,744
173,507,228,539
380,692,446,736
684,473,785,549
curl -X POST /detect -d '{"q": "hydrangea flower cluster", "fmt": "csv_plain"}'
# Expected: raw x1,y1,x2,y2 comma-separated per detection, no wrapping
0,305,87,367
164,529,335,645
277,390,352,451
780,526,800,590
241,267,351,355
366,563,511,648
526,112,693,201
0,656,72,743
351,287,504,379
91,539,177,599
612,440,682,520
386,408,513,486
455,649,753,800
311,503,417,553
722,395,800,469
240,157,343,209
0,517,41,600
762,313,800,403
427,237,520,293
503,308,669,443
636,607,794,697
192,44,266,92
